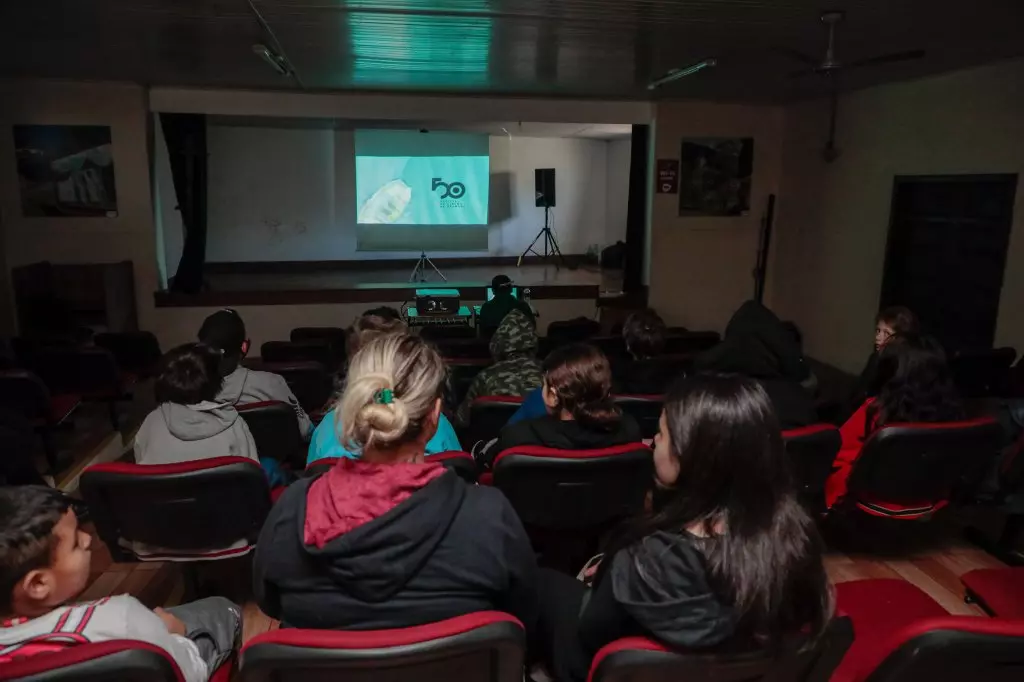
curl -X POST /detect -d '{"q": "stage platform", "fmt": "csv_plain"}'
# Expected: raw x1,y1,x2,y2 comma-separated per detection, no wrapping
154,259,624,307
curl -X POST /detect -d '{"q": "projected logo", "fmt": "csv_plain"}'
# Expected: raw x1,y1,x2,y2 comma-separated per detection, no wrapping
432,177,466,208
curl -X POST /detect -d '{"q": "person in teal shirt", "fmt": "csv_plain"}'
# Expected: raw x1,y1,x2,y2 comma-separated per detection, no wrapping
307,408,462,464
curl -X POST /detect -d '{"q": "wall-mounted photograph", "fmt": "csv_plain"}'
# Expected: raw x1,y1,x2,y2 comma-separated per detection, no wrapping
679,137,753,217
13,124,118,217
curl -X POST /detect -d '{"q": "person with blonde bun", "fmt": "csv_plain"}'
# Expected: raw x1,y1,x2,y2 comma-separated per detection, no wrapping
253,334,539,631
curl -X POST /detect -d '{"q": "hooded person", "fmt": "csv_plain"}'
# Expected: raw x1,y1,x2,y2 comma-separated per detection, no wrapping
198,309,313,440
456,309,543,426
693,300,817,429
254,334,538,631
134,343,258,465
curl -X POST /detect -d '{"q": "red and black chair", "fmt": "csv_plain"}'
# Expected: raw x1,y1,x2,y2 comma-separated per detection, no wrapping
446,359,492,408
838,417,1002,520
464,396,523,447
614,395,664,439
238,401,305,467
26,347,132,429
962,567,1024,618
546,318,601,350
305,451,478,483
261,340,336,372
239,611,524,682
832,578,1024,682
80,457,271,586
242,360,334,418
290,326,348,367
0,369,80,471
94,331,163,380
0,639,234,682
588,618,853,682
783,424,841,512
486,444,652,570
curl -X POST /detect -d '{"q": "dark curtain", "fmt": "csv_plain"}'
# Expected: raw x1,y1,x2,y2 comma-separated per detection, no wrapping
623,124,650,294
160,113,208,294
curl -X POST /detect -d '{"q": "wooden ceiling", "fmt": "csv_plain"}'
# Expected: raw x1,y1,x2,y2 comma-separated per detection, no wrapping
2,1,1022,101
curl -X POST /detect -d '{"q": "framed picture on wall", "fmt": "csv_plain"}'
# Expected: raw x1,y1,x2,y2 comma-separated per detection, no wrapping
13,124,118,217
678,137,753,217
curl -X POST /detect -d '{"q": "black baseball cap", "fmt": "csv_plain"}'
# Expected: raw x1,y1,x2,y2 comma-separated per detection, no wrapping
198,309,246,353
491,274,513,290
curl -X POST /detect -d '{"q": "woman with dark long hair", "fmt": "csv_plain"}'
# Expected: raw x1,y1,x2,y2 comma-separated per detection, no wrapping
536,374,834,682
826,333,965,508
476,343,641,468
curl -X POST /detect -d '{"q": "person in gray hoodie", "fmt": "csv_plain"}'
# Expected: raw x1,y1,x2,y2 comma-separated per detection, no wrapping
198,309,313,439
134,343,257,465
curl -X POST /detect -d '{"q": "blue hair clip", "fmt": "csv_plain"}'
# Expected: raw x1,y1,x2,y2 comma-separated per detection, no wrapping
374,388,394,405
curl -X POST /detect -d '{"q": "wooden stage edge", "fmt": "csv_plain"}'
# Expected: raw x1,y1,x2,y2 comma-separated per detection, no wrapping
154,258,641,308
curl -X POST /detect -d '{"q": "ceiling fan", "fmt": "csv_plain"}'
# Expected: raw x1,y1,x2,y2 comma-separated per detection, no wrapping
779,10,926,162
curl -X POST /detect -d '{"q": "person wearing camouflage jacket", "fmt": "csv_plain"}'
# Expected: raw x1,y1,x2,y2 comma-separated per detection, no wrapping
456,309,543,426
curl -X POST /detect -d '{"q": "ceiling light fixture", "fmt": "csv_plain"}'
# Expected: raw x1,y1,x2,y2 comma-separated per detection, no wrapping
647,58,717,91
252,43,291,76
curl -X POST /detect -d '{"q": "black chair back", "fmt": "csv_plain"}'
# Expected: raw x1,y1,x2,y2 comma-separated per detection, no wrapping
846,417,1002,512
465,396,523,446
94,332,162,379
0,370,51,423
950,347,1017,398
546,318,601,349
239,612,525,682
81,457,271,562
447,360,491,408
0,640,182,681
290,327,347,367
244,360,334,415
491,444,652,530
664,331,721,354
261,340,336,371
434,338,491,359
28,347,122,398
589,617,853,682
591,336,628,363
783,425,842,511
419,325,478,341
238,401,304,465
614,395,664,439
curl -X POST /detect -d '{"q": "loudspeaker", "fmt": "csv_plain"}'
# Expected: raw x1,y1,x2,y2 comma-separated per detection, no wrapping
535,168,556,207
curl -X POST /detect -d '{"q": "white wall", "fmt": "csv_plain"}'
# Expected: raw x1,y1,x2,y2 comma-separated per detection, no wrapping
605,138,632,247
772,58,1024,371
181,126,621,264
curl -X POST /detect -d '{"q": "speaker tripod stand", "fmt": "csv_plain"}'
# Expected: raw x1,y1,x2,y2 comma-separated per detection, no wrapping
518,205,567,269
409,250,447,282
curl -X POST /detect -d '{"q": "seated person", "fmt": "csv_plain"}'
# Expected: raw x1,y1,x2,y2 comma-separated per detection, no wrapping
135,343,258,465
694,300,817,429
478,274,534,337
0,486,241,681
362,305,402,321
198,309,312,439
535,375,834,682
477,343,642,468
456,309,543,425
613,309,672,395
845,305,919,419
308,313,460,464
254,334,538,631
826,333,965,509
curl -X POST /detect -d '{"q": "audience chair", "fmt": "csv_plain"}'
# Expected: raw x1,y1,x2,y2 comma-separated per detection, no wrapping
238,401,305,466
243,360,334,418
950,346,1017,398
0,639,234,682
261,340,336,371
591,336,628,363
80,457,271,592
446,360,491,407
588,617,853,682
614,395,664,439
838,417,1002,520
239,611,524,682
305,452,478,483
434,337,492,359
487,443,652,570
464,396,524,448
962,567,1024,618
290,326,347,367
783,424,842,512
419,325,478,341
26,347,130,429
832,578,1024,682
0,370,79,471
546,317,601,350
93,331,163,380
663,330,721,354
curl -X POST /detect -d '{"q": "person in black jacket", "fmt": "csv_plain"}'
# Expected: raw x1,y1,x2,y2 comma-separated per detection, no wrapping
477,343,642,468
253,333,538,632
535,375,834,682
612,309,675,395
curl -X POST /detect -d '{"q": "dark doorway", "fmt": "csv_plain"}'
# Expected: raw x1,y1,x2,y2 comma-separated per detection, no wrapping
880,174,1018,353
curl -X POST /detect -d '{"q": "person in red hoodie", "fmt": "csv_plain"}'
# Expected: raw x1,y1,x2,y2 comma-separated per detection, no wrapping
826,334,965,509
253,333,539,632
